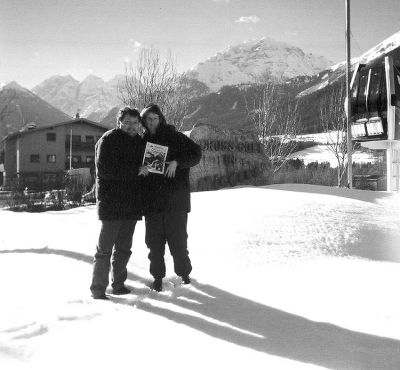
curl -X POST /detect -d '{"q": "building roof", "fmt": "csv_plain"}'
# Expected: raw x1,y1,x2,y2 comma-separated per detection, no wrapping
2,118,110,142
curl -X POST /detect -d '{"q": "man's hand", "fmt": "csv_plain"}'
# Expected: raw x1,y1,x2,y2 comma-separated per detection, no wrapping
138,165,150,176
165,160,178,178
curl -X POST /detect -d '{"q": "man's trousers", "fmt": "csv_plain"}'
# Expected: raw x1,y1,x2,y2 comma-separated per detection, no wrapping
90,219,137,297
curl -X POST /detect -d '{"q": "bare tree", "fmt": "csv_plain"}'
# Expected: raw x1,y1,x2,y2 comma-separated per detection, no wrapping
246,82,299,173
319,84,351,187
119,48,190,131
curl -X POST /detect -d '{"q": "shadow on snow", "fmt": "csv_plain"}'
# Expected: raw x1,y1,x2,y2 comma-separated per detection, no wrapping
263,184,393,203
1,247,400,369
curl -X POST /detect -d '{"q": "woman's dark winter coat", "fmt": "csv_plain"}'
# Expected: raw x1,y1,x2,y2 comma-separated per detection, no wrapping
95,128,143,220
141,124,202,215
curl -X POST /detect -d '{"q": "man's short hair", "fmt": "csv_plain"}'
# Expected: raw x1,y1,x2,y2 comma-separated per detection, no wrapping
116,107,141,125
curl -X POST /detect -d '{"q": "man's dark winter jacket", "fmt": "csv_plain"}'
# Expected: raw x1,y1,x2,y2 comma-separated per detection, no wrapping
141,124,201,215
95,128,143,220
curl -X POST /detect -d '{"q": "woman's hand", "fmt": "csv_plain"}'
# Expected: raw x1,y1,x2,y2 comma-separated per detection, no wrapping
165,160,178,178
138,165,150,176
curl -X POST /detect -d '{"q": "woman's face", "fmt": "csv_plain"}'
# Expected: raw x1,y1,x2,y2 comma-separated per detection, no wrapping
145,112,160,135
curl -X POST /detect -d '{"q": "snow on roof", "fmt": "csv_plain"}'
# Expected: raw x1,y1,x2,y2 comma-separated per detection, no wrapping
3,118,109,142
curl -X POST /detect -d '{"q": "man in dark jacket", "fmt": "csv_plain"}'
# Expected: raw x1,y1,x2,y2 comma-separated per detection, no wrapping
90,107,143,300
140,104,201,292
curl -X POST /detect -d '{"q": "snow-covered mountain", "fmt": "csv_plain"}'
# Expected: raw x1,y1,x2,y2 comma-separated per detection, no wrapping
32,38,332,120
0,81,71,140
297,30,400,97
187,37,332,91
33,74,124,122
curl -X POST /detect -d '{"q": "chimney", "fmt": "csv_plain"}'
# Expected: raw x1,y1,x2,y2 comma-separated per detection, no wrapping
75,112,80,119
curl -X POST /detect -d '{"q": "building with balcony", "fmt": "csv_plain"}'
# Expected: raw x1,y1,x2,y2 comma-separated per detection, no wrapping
0,117,109,190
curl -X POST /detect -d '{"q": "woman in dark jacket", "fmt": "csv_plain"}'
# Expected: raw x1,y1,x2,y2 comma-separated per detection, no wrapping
140,104,201,292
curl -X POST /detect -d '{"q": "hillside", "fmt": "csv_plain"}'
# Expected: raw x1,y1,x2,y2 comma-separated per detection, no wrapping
99,106,120,128
297,30,400,98
0,82,72,140
180,79,323,133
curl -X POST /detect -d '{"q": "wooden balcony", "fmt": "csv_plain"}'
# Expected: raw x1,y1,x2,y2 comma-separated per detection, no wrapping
65,141,95,151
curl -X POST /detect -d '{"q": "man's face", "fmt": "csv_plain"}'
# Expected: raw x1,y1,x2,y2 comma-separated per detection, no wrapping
145,112,160,135
119,114,141,137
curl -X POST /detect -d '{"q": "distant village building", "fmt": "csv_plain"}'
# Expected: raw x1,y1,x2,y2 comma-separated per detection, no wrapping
0,117,108,190
188,124,270,191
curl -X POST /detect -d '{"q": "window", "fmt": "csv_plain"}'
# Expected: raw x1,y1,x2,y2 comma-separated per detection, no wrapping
24,175,38,184
30,154,40,163
394,67,400,108
85,135,94,143
367,68,385,113
72,135,81,143
355,69,369,115
86,155,95,163
43,173,57,185
47,155,56,163
72,155,81,163
46,133,56,141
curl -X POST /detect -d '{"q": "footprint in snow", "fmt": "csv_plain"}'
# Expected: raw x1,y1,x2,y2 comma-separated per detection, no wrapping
9,322,48,340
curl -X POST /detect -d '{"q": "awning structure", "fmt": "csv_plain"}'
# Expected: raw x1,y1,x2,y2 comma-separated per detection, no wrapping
361,140,400,150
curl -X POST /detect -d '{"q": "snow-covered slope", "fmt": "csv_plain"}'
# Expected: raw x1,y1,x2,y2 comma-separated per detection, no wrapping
31,75,80,115
297,30,400,97
291,144,378,167
1,185,400,369
33,75,123,121
290,131,379,166
187,38,332,91
0,82,71,139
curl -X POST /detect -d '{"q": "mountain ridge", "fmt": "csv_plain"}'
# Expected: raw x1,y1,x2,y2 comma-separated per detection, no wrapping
32,74,122,122
186,37,332,91
0,82,72,140
32,37,332,119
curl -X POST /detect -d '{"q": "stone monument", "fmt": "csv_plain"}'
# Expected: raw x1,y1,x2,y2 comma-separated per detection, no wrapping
188,124,270,191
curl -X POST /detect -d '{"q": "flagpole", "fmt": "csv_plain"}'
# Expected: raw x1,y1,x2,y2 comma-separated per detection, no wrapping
345,0,353,188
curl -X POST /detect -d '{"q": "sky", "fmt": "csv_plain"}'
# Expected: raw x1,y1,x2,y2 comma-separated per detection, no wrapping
1,0,400,89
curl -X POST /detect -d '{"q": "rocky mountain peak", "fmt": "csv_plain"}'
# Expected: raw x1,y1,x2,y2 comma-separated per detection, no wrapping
188,37,332,91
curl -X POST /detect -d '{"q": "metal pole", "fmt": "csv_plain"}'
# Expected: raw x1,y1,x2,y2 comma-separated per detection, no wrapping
345,0,353,188
385,56,396,192
69,129,72,170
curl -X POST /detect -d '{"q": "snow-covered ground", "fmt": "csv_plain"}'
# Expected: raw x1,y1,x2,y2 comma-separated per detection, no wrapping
295,131,339,144
1,184,400,370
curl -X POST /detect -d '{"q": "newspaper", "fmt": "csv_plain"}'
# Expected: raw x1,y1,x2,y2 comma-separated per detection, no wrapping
142,142,169,174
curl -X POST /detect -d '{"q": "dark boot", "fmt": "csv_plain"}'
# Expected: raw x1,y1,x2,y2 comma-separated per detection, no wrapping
181,275,191,285
112,286,131,295
152,278,163,292
92,293,109,300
